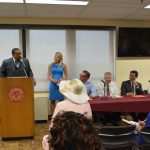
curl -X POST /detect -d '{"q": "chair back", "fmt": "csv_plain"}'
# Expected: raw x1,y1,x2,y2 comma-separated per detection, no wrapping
99,125,135,149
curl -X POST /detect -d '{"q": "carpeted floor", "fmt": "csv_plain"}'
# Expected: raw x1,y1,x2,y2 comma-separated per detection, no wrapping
0,122,49,150
0,115,132,150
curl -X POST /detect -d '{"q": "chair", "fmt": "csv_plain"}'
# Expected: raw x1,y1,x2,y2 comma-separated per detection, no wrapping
99,125,135,150
135,126,150,150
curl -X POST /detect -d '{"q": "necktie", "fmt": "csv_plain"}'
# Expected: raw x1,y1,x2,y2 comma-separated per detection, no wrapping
131,82,134,94
107,84,110,96
15,60,20,68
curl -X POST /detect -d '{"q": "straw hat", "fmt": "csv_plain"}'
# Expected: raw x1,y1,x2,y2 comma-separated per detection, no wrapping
59,79,89,104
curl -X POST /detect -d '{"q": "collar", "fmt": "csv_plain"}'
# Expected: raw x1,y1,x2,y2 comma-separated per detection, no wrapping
12,57,15,63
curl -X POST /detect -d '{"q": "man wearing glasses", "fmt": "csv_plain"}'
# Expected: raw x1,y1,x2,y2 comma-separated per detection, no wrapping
79,70,97,99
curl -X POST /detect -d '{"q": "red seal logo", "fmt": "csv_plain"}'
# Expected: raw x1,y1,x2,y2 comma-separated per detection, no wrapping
8,86,25,103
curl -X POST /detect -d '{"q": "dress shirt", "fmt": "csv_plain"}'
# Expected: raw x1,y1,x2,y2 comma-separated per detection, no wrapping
84,81,97,98
131,81,136,94
97,81,118,97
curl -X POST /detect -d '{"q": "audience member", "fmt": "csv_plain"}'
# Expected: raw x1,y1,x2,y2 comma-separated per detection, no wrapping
47,52,68,114
135,113,150,144
97,72,118,97
50,78,92,128
42,111,100,150
79,70,97,99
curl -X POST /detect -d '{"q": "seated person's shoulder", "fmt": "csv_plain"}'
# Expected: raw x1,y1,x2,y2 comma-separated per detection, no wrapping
121,80,129,84
3,58,11,62
88,81,95,86
137,82,142,86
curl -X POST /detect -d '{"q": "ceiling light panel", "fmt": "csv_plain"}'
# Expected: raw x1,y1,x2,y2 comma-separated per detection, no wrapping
25,0,89,5
0,0,23,3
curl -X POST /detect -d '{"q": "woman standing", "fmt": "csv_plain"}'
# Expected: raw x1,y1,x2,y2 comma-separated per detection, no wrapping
47,52,68,115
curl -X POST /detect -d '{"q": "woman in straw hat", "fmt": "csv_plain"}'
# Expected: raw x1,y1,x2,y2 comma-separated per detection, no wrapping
42,79,93,150
51,78,92,121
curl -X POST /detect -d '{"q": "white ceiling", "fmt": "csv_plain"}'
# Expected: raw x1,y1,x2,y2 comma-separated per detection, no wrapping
0,0,150,20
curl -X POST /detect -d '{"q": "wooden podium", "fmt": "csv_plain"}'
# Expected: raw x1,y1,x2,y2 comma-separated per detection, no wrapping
0,77,34,138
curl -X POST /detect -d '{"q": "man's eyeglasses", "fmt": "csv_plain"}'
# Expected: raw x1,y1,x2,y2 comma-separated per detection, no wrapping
80,74,87,78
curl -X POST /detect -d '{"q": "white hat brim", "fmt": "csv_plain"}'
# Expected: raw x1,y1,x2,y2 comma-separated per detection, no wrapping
59,79,89,104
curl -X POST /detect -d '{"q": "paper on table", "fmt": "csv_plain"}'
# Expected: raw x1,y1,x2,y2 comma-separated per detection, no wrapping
132,95,146,98
122,119,138,126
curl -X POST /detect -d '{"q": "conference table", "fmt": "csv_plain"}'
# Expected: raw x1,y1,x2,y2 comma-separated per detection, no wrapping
89,95,150,112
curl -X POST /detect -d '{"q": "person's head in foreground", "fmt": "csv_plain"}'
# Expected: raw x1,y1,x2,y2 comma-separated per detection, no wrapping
49,111,100,150
59,78,89,104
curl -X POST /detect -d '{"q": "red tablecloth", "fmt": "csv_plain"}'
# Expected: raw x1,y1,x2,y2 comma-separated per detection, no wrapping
89,95,150,112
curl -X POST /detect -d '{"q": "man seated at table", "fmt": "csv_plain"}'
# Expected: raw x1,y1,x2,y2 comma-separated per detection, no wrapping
121,70,145,121
97,72,118,97
79,70,97,99
97,72,121,125
121,70,144,96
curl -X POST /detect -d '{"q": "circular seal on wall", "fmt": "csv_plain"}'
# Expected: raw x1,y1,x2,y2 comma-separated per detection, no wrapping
8,86,25,103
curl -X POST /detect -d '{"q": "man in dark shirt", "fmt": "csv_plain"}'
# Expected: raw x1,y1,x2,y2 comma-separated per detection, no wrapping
121,70,145,121
121,70,143,96
0,48,36,85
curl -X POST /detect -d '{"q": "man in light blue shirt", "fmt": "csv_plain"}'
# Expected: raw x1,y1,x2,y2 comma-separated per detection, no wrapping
80,70,97,99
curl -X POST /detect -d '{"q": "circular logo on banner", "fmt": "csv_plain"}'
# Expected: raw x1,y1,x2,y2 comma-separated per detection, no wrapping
8,86,25,103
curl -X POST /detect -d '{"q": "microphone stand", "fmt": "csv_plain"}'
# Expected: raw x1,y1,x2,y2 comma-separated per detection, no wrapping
101,80,108,100
20,59,28,77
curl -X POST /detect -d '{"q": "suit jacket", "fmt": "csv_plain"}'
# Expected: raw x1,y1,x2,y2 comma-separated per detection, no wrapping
121,80,143,96
0,57,33,77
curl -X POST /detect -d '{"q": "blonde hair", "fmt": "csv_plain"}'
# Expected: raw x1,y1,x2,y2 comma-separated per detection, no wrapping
55,52,63,63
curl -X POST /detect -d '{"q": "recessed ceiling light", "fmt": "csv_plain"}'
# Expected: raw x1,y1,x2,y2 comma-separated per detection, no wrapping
144,4,150,8
0,0,23,3
25,0,89,5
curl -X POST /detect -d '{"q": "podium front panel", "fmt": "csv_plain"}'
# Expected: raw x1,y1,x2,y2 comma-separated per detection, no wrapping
0,78,34,138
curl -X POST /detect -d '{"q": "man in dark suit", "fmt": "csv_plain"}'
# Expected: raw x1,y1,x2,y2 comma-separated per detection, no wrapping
121,70,143,96
121,70,145,121
0,48,35,84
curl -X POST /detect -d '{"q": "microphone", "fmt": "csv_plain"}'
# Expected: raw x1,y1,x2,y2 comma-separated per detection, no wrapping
101,80,105,84
20,59,26,67
20,59,28,77
101,80,107,100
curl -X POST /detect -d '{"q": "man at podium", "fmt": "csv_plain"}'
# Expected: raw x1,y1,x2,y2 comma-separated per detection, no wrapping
0,48,35,138
0,48,34,78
